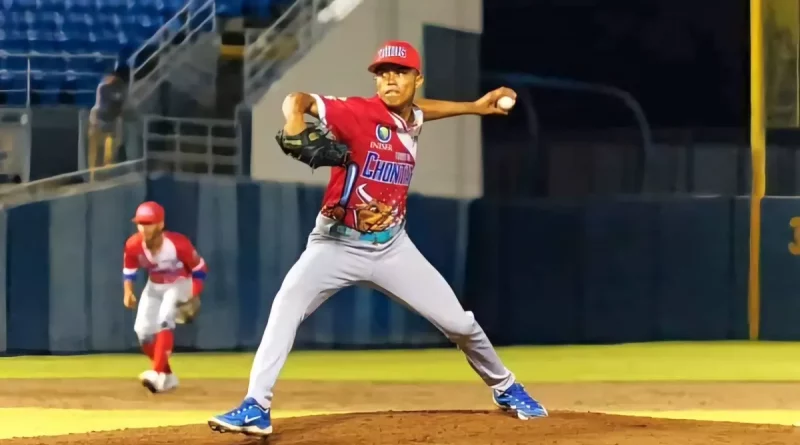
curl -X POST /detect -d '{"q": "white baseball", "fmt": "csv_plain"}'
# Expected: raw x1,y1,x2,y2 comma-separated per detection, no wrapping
497,96,515,111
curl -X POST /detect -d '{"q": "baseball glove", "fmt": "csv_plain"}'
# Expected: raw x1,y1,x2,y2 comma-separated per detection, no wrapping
275,122,350,170
176,298,201,324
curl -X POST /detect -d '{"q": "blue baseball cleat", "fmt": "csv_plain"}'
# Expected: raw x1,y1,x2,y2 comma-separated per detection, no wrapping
493,382,549,420
208,397,273,436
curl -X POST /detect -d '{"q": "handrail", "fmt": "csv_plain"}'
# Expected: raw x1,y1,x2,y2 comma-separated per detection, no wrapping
2,159,144,191
126,0,216,100
0,159,146,208
242,0,334,101
482,71,654,192
0,53,117,107
141,114,240,175
142,114,235,126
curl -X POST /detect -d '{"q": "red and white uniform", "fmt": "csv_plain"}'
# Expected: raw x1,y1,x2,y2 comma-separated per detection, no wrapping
123,231,207,339
242,41,519,414
312,94,423,232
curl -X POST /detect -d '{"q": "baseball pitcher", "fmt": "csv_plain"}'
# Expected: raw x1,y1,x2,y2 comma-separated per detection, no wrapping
123,201,207,393
209,40,547,437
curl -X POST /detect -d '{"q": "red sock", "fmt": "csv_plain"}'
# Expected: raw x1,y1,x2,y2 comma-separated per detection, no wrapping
153,329,174,374
142,342,155,360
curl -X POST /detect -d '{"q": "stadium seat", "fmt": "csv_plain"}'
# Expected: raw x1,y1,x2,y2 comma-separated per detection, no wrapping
0,0,293,105
74,74,99,106
0,55,28,72
29,55,65,72
28,31,58,54
5,30,29,53
165,0,186,14
30,71,61,104
0,70,29,106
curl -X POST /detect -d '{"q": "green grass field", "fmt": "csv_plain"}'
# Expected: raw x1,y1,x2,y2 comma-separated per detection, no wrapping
3,341,800,381
4,341,800,439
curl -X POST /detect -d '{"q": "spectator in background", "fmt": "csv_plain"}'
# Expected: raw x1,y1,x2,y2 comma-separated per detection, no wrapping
88,63,129,181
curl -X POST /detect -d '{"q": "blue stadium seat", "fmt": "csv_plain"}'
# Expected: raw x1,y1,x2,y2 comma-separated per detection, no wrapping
30,70,60,104
74,92,95,106
75,74,99,106
0,71,12,105
65,12,93,30
30,55,66,72
0,70,29,106
0,54,28,71
39,0,67,11
28,31,57,54
65,56,93,72
8,11,26,28
92,56,113,72
216,0,243,18
5,30,29,53
66,0,93,13
165,0,185,15
0,0,231,105
102,0,127,10
137,0,162,13
13,0,36,10
52,30,69,52
75,74,97,90
137,14,164,37
94,30,116,54
53,12,66,29
96,13,121,31
36,12,59,31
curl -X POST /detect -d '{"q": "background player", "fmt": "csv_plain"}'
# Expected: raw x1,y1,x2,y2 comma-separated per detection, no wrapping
123,201,207,393
208,40,546,437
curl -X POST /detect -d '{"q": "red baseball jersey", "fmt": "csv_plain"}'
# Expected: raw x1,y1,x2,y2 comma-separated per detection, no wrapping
123,231,208,296
311,94,423,232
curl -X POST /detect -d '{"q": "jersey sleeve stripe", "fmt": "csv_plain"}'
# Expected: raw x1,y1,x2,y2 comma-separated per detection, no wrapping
192,270,207,280
192,258,206,271
123,267,137,274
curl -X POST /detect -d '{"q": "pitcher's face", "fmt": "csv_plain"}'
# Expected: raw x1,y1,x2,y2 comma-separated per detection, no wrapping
374,63,423,108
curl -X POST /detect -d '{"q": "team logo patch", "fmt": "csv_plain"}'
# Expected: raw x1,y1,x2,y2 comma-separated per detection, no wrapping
375,125,392,143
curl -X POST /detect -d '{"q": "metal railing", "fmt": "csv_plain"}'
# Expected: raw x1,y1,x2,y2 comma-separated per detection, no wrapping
126,0,217,107
142,115,241,175
76,108,142,173
0,53,117,107
0,159,146,208
243,0,334,102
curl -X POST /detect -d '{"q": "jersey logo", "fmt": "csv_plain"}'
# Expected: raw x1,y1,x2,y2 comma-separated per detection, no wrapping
375,125,392,143
362,151,413,186
152,260,184,273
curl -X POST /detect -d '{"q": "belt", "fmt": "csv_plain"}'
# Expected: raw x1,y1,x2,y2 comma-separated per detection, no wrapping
328,223,402,244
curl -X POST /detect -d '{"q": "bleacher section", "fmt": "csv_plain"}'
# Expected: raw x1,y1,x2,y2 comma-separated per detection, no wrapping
0,0,292,107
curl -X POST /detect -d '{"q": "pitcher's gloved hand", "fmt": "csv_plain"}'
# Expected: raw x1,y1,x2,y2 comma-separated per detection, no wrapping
275,122,351,170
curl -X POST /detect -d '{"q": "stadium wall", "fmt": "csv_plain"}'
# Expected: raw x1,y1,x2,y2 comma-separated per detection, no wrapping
250,0,485,199
3,177,786,355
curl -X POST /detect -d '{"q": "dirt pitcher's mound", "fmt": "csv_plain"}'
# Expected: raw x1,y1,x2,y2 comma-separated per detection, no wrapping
6,410,800,445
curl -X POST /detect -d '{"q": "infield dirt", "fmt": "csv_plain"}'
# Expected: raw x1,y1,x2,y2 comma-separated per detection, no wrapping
3,380,800,444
